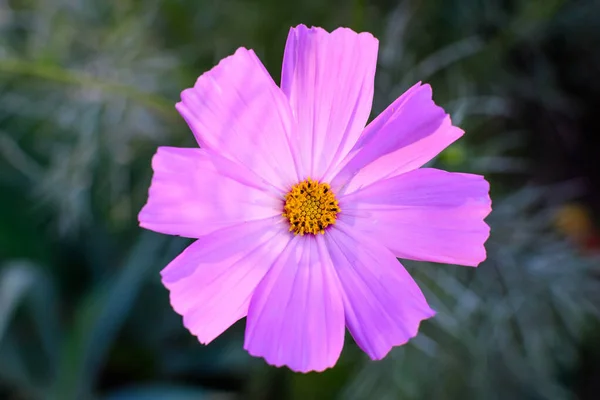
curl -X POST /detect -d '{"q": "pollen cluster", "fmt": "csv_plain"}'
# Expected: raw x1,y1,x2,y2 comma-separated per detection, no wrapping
283,178,341,236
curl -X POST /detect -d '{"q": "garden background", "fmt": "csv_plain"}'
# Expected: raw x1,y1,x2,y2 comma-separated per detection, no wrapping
1,0,600,399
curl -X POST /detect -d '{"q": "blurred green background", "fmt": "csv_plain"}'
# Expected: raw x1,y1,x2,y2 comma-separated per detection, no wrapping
1,0,600,399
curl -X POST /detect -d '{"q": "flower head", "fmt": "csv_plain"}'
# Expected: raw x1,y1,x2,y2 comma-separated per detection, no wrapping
138,25,491,373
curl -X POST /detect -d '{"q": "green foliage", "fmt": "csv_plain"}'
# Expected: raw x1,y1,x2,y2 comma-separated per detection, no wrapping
1,0,599,399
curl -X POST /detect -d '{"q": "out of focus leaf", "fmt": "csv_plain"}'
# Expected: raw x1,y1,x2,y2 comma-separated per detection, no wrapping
0,262,37,342
399,35,484,88
0,333,43,399
0,262,41,396
0,261,61,383
49,233,168,400
0,60,175,120
103,384,229,400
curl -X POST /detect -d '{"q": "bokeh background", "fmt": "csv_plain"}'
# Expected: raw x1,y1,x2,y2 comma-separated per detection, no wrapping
1,0,600,399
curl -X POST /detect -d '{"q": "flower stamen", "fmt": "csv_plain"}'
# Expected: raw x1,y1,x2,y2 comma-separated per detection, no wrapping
283,178,341,235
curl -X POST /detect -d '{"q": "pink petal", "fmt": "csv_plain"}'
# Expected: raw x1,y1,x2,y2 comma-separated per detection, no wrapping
340,168,491,267
344,115,463,194
138,147,282,239
244,235,345,373
281,25,378,180
176,48,300,191
330,83,448,193
324,226,435,360
163,218,291,344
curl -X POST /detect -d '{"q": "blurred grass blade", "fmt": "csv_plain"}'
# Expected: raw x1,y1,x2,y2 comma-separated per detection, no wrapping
0,260,60,360
0,261,37,341
0,333,44,399
103,384,228,400
399,36,484,87
0,59,176,120
49,232,169,400
0,261,61,395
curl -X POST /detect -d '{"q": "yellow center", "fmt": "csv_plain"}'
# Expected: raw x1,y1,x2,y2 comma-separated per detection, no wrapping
283,178,341,236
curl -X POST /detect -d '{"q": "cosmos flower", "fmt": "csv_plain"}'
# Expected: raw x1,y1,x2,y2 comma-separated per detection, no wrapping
138,24,491,373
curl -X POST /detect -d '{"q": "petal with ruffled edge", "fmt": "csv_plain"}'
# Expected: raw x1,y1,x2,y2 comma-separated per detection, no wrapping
138,147,282,238
343,105,463,193
340,168,491,267
281,25,378,180
324,226,435,360
163,218,291,344
176,48,300,191
331,83,449,193
244,235,345,373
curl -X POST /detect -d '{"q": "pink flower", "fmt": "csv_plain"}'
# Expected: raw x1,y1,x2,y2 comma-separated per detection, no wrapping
138,25,491,373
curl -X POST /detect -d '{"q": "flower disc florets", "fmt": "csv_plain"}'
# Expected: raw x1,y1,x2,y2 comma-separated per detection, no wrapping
283,178,341,235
